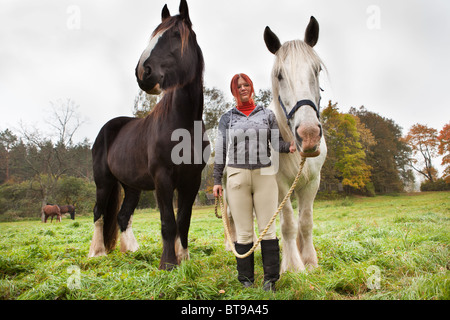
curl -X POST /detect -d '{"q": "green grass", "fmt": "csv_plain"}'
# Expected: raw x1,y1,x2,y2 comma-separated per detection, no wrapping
0,192,448,300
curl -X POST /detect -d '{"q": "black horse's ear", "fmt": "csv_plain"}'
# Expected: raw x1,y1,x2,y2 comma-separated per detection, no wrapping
304,16,319,47
162,4,171,21
179,0,192,26
264,26,282,54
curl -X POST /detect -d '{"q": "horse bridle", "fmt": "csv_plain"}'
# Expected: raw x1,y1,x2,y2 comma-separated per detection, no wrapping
278,94,323,157
278,96,321,125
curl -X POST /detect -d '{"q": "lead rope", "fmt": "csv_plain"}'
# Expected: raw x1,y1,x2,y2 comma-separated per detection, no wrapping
214,157,307,259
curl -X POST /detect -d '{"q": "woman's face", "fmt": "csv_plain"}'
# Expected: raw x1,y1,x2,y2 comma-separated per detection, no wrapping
237,77,251,103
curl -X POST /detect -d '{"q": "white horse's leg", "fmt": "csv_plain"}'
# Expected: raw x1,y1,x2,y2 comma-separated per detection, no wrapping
120,215,139,253
297,179,319,268
88,217,107,257
279,184,305,273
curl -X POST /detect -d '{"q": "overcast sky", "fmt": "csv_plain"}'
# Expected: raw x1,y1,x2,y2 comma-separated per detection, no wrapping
1,0,449,148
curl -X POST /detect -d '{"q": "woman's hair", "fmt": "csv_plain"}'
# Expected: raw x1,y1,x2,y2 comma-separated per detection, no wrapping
230,73,254,106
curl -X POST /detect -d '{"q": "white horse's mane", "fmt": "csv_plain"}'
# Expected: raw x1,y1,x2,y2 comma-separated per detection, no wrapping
271,40,326,101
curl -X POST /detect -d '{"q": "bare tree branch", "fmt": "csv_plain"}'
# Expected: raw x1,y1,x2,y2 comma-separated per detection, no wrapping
46,99,85,147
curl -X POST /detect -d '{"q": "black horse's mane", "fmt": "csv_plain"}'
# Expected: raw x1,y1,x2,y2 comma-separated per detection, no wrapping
148,15,204,120
152,15,191,56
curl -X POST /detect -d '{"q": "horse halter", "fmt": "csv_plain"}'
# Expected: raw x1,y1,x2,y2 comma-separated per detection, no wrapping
278,96,321,125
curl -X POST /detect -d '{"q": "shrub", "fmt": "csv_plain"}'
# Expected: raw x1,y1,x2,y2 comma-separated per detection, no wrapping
197,191,208,206
420,179,450,192
137,190,157,209
0,177,96,220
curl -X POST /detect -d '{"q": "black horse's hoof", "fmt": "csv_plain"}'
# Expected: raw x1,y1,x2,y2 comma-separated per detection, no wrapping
263,281,276,292
241,281,254,288
159,262,178,271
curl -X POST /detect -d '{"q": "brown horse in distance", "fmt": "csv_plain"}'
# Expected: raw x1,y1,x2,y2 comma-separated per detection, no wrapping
43,205,61,223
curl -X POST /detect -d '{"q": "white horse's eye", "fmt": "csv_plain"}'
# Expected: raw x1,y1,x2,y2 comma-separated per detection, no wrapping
316,67,321,76
277,72,283,81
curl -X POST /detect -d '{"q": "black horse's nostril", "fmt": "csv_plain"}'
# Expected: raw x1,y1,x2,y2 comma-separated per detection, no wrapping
144,66,152,78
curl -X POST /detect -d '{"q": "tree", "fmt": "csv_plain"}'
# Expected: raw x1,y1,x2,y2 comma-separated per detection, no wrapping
202,87,231,195
46,99,85,147
254,89,272,108
55,175,95,213
321,101,372,193
20,135,65,221
403,124,439,183
19,100,88,221
133,90,161,118
0,129,18,182
203,87,231,131
67,138,92,180
0,99,98,219
437,122,450,182
350,106,414,193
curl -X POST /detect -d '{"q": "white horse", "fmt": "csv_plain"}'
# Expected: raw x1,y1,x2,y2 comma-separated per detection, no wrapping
263,16,327,273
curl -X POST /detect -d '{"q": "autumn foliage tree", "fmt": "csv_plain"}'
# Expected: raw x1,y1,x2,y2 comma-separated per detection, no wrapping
403,124,439,183
321,102,373,193
350,107,414,193
438,122,450,182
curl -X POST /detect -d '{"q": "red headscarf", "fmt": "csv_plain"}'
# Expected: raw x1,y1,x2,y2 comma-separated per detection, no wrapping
230,73,256,115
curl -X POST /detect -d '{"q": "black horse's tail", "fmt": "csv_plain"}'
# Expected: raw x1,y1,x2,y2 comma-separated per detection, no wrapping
103,182,122,253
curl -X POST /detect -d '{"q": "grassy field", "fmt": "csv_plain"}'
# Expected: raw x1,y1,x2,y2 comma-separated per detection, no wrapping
0,192,448,300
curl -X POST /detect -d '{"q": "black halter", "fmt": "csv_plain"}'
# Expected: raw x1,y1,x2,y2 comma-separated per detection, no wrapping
278,96,321,125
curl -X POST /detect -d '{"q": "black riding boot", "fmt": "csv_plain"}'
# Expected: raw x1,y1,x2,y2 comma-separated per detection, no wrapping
235,242,254,288
261,239,280,292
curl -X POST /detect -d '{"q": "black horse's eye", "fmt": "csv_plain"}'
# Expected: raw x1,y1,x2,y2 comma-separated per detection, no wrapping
277,72,283,81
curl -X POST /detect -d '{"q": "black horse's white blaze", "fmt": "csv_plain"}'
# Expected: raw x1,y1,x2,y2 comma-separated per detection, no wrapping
136,30,166,83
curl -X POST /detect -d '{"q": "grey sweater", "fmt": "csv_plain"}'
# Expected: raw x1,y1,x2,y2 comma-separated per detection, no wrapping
213,105,291,185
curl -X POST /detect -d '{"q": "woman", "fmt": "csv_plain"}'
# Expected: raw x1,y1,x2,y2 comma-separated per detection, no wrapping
213,73,296,291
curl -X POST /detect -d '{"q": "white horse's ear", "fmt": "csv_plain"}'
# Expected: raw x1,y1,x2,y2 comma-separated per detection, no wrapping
304,16,319,47
162,4,170,21
264,26,282,54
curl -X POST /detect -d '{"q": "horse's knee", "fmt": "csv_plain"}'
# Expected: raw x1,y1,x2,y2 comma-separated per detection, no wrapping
281,213,297,239
299,210,313,234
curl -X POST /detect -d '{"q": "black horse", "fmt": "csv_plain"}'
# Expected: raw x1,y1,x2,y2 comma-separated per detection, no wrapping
60,205,76,220
88,0,209,270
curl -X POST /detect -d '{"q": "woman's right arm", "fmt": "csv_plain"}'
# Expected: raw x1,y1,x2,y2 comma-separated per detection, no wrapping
213,113,229,193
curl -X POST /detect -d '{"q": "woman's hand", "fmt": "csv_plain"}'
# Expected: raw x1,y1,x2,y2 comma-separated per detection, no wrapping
213,185,223,197
289,141,297,153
